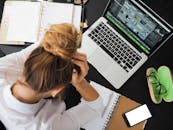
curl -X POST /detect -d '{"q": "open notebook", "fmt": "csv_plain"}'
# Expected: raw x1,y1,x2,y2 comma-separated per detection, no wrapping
0,1,81,45
82,81,146,130
82,81,121,130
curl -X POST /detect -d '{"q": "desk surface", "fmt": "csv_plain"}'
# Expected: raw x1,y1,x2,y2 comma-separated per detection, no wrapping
1,0,173,130
85,0,173,130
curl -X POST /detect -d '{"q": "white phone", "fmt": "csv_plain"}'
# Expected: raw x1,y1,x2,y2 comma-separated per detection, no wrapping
123,104,152,127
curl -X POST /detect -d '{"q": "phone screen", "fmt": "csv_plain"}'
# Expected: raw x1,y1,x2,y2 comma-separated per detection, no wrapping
124,104,152,126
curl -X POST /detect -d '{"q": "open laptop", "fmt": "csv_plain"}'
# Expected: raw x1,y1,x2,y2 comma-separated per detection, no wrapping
79,0,173,89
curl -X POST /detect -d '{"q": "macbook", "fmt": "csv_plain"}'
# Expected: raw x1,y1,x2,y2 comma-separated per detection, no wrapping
79,0,173,89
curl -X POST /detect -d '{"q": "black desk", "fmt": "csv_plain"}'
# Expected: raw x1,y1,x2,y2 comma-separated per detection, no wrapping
85,0,173,130
0,0,173,129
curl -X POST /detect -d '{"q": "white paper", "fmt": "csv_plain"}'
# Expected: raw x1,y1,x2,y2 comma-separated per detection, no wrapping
41,2,74,30
0,2,24,44
82,81,120,130
38,2,75,41
73,5,82,30
6,2,41,42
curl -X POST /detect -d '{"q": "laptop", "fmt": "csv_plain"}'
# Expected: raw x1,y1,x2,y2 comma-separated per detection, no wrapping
79,0,173,89
0,48,5,57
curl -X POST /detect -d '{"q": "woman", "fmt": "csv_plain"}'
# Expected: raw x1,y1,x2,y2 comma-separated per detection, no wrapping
0,23,103,130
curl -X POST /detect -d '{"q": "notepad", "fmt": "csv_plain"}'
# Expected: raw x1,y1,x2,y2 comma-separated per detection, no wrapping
6,2,41,43
0,1,81,44
82,81,147,130
82,81,120,130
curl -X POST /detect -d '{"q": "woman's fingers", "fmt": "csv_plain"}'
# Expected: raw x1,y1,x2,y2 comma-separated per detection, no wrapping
71,52,89,86
72,52,87,62
72,59,89,75
72,52,88,74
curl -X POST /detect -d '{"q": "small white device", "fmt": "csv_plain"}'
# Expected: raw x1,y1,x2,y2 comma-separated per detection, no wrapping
123,104,152,127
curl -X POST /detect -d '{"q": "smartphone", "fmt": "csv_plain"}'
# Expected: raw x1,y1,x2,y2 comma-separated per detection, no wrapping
123,104,152,127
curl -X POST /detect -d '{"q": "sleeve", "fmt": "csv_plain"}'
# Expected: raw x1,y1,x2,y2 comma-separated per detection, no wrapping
0,43,39,83
50,96,103,130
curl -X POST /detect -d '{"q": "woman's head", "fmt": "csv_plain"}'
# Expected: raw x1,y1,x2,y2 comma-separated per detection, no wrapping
23,23,82,93
41,23,82,60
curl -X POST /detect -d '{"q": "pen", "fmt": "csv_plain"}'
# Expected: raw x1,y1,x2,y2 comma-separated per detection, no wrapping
80,0,85,32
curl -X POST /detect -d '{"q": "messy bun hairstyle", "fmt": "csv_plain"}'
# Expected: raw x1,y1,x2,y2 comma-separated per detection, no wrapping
41,23,82,60
23,23,82,93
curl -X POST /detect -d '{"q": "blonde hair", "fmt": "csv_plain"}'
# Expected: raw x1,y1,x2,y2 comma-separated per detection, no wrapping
40,23,82,60
23,23,82,93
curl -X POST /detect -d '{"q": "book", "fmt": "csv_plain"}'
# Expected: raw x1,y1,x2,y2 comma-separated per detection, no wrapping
0,1,81,45
82,81,146,130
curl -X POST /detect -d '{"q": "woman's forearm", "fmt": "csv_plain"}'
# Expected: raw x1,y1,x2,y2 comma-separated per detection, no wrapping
74,79,99,101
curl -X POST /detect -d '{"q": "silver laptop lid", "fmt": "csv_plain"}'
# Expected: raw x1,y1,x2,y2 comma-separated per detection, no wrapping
103,0,173,56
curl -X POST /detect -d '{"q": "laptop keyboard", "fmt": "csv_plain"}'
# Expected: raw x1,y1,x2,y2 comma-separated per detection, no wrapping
88,22,142,72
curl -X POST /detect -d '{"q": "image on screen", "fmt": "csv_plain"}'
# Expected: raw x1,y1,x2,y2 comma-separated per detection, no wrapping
105,0,170,54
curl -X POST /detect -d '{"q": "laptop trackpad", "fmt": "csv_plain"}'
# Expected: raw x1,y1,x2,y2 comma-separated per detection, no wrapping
78,37,98,58
88,47,113,72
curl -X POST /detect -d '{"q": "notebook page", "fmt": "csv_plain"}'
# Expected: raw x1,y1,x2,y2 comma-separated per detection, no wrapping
72,5,82,30
6,1,41,42
39,2,74,41
82,81,120,130
0,1,25,45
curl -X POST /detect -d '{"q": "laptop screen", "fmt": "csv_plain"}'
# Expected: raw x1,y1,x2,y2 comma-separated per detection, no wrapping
104,0,172,55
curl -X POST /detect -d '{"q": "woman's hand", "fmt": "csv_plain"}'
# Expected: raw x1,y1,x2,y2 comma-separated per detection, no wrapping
71,52,99,101
71,52,89,87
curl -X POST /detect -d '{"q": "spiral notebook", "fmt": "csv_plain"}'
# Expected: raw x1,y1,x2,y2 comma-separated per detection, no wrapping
0,1,81,44
82,81,146,130
82,81,121,130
